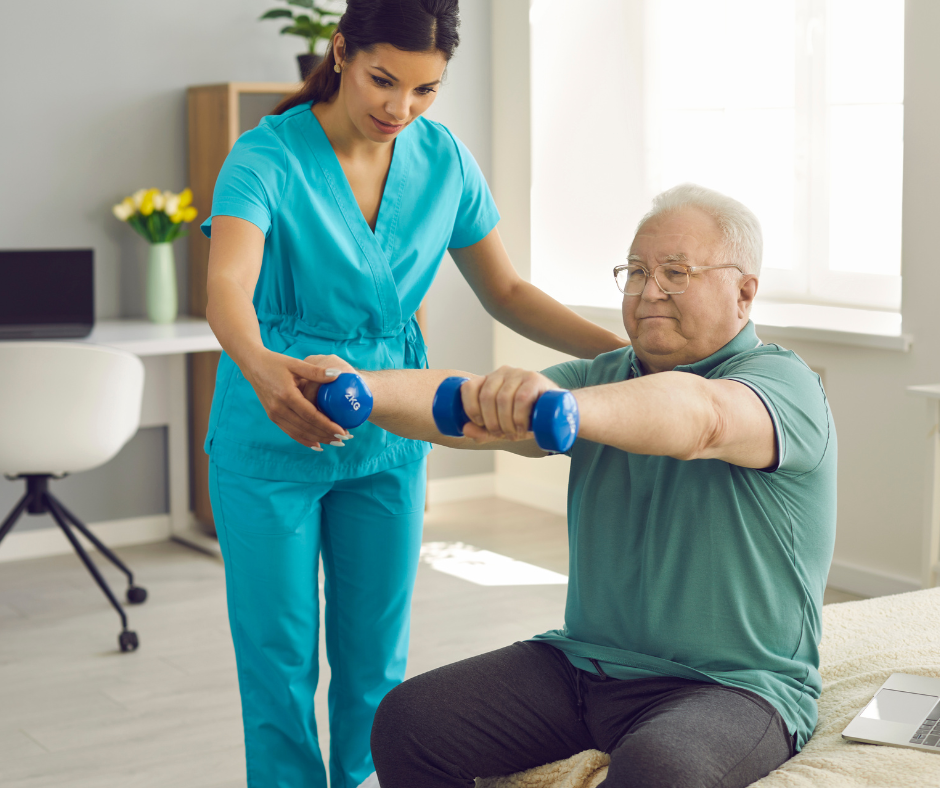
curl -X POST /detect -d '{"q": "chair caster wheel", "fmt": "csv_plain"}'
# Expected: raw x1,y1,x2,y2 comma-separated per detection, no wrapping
126,586,147,604
119,630,139,652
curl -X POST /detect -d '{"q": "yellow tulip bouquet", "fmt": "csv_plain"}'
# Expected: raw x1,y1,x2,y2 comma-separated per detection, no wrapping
111,188,199,323
112,188,199,243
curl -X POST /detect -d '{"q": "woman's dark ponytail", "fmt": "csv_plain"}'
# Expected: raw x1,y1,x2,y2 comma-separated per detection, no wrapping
274,39,341,115
274,0,460,115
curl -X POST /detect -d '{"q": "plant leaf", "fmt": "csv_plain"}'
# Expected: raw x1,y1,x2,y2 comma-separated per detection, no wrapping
260,8,294,19
127,214,149,242
280,24,304,36
290,17,317,36
286,0,315,8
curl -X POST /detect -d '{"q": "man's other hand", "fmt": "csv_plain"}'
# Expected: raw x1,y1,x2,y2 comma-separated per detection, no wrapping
460,366,561,443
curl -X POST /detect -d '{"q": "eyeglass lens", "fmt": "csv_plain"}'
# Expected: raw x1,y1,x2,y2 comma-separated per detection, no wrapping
617,265,690,295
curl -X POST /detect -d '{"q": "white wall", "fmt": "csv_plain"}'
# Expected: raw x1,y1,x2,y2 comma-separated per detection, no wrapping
0,0,496,539
490,0,940,596
423,0,496,480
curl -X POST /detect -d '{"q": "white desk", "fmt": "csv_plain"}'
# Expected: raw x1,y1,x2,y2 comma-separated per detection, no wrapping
78,318,222,556
906,384,940,588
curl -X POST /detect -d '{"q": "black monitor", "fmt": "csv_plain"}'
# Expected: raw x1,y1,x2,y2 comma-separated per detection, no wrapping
0,249,94,339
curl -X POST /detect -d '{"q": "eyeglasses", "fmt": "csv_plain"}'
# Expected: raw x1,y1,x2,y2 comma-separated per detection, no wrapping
613,262,745,296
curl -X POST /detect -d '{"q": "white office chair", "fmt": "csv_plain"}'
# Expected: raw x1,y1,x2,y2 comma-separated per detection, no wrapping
0,342,148,652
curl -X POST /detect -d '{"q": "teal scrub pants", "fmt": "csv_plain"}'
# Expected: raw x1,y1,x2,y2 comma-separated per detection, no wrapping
209,457,427,788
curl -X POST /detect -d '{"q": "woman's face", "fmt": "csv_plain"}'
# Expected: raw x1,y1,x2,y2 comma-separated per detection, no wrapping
335,36,448,143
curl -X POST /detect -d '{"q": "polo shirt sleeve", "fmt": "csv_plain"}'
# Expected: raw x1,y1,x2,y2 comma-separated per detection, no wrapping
447,134,501,249
720,350,832,475
200,125,287,239
542,359,591,390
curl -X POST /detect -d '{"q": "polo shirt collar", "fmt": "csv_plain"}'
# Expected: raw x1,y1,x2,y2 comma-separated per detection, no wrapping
674,320,762,376
629,321,761,379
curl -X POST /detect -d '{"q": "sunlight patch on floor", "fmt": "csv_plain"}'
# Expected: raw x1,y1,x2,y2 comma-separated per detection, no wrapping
419,542,568,586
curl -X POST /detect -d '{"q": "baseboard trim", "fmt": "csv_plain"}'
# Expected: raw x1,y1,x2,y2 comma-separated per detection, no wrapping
826,559,921,598
0,514,171,563
495,474,567,516
427,473,496,504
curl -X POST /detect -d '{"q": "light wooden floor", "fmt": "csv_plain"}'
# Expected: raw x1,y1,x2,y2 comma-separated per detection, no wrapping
0,497,863,788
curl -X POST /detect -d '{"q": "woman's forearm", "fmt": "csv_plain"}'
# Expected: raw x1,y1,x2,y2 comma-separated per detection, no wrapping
204,216,272,381
206,276,270,379
486,279,629,359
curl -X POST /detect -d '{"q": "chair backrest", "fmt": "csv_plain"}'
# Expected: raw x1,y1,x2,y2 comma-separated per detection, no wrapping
0,342,144,475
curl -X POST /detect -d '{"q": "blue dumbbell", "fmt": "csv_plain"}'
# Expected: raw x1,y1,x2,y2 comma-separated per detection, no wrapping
432,376,579,453
316,372,374,429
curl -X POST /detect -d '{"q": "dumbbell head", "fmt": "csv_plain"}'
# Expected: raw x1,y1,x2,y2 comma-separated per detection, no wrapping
316,372,374,429
530,390,579,453
432,376,471,436
433,376,578,452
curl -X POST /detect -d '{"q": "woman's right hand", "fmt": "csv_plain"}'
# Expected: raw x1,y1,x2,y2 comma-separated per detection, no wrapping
242,348,350,451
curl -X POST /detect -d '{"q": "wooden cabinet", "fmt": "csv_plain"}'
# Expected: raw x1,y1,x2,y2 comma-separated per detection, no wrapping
187,82,299,527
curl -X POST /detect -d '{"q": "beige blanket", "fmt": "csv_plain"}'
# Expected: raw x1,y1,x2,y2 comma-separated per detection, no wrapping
478,587,940,788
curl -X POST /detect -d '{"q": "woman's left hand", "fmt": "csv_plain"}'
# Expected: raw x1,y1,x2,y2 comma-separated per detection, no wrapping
300,354,358,407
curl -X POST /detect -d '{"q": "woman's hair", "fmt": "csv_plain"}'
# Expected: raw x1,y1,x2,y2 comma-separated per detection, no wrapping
274,0,460,115
637,183,764,276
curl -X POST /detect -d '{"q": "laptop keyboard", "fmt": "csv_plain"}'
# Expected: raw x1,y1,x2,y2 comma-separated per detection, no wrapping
909,702,940,746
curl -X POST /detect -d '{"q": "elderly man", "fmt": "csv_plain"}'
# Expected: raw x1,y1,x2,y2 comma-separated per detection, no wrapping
307,184,836,788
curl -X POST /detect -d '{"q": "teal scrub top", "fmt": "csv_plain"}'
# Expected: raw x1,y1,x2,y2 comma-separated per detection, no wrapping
532,322,837,750
201,102,500,482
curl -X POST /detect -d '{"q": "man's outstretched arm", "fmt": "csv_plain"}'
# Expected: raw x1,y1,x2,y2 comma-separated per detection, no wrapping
361,369,548,458
573,371,777,469
454,366,777,470
301,356,547,458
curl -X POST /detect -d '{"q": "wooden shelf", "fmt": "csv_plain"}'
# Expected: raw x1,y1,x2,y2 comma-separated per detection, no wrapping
186,83,299,527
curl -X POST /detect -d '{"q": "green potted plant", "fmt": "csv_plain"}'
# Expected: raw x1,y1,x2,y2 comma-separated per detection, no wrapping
260,0,343,80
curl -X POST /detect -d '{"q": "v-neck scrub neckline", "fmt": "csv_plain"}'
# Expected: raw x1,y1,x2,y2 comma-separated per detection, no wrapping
199,102,500,483
301,110,406,258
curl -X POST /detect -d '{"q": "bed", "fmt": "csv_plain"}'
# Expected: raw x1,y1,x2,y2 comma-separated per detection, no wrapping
477,587,940,788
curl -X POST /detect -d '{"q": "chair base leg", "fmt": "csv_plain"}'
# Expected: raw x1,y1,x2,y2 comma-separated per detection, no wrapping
0,490,31,546
0,476,145,652
49,494,148,605
45,495,140,653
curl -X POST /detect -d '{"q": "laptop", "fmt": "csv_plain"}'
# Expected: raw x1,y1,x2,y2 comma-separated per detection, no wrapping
842,673,940,753
0,249,94,339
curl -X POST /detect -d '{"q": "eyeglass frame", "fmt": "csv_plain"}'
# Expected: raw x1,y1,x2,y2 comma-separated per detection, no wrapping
613,261,746,296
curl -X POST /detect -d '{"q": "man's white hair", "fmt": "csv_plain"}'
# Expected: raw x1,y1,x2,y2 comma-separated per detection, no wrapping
637,183,763,276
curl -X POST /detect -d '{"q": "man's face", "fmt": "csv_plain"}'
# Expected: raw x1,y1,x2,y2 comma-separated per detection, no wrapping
622,207,756,373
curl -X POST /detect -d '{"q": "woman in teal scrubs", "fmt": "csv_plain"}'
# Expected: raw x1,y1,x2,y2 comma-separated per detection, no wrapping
203,2,626,786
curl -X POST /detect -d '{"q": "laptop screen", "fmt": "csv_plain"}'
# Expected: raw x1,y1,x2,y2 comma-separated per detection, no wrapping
0,249,94,339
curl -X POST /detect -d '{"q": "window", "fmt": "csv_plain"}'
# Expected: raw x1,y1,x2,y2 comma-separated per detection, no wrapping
530,0,904,313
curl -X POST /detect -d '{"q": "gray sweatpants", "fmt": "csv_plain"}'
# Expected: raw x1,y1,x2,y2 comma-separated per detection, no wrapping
371,641,795,788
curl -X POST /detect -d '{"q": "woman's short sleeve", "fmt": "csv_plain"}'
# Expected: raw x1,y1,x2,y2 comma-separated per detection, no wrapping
447,135,501,249
200,125,287,239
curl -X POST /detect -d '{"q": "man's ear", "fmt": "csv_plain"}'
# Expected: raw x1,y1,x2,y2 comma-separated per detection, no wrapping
738,275,759,318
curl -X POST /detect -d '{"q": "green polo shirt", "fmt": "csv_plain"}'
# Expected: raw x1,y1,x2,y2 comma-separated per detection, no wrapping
531,321,836,750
